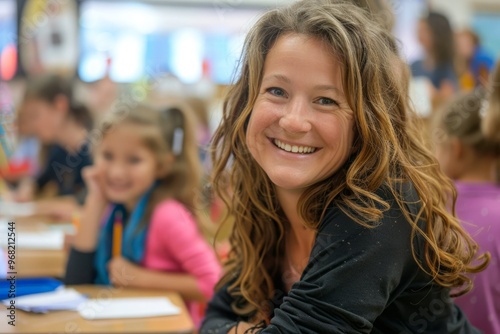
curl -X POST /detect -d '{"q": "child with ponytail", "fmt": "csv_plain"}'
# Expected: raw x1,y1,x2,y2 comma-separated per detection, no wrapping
65,105,221,325
434,60,500,334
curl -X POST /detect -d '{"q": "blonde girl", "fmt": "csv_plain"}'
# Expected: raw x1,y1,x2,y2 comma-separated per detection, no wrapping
65,105,221,325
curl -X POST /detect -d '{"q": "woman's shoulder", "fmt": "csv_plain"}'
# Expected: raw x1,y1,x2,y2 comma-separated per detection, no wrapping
321,182,419,224
317,182,422,250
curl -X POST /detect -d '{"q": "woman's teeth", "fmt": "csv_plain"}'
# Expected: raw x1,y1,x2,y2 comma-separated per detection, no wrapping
274,139,316,154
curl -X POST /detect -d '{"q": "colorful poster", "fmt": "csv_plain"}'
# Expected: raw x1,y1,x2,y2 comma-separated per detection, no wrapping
20,0,78,76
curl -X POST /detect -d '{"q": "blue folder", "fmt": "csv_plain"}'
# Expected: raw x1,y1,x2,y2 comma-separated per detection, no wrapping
0,277,62,300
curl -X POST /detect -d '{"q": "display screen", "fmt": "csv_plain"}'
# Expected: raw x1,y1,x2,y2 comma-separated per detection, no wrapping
78,1,263,84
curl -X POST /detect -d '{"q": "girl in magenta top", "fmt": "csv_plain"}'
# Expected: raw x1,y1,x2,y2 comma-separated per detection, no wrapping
434,60,500,334
65,104,221,327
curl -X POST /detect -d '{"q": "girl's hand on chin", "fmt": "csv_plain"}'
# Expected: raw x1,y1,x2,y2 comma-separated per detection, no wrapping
82,166,107,202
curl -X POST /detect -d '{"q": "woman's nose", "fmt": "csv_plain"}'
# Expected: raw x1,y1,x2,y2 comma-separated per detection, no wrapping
278,98,312,133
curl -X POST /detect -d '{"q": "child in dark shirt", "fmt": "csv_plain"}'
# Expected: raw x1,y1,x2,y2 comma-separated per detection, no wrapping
14,75,92,219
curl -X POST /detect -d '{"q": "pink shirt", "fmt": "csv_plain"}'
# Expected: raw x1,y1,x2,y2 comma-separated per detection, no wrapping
141,199,222,326
453,182,500,334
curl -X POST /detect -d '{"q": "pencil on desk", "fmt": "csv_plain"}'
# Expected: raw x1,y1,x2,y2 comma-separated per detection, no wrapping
112,211,123,258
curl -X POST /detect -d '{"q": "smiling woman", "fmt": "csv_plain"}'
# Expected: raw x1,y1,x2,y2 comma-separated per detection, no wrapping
200,0,489,333
246,34,355,194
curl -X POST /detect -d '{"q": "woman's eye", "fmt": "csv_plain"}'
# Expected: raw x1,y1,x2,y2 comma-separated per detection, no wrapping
317,97,338,106
267,87,287,97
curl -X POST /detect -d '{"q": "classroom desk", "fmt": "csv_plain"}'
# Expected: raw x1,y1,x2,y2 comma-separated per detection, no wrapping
0,218,68,278
0,285,195,334
12,248,66,278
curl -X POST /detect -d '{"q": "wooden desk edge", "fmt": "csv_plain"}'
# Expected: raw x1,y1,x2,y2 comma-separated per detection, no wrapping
0,285,195,334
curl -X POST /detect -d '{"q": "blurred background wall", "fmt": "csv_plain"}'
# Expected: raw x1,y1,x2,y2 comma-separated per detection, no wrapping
1,0,499,161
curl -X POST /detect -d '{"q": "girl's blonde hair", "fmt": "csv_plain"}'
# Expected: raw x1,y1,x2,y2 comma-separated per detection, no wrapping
95,104,204,233
211,0,489,318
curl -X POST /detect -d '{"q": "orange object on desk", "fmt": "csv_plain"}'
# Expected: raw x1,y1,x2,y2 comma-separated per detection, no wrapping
71,212,80,231
112,212,123,258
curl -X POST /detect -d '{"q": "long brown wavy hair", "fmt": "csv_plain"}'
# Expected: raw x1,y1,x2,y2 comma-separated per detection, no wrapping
211,0,489,319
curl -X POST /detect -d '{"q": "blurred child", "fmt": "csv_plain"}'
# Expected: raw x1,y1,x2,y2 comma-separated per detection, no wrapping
433,62,500,334
65,105,221,326
456,29,495,91
13,75,93,219
412,12,458,106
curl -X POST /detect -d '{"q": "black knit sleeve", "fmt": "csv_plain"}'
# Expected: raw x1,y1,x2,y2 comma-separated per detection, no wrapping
199,282,240,334
64,247,97,284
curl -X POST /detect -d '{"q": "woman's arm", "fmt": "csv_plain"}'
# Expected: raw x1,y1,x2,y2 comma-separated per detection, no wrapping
200,282,264,333
200,283,241,333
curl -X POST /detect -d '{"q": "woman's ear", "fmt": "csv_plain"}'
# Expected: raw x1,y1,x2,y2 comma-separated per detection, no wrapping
156,153,175,178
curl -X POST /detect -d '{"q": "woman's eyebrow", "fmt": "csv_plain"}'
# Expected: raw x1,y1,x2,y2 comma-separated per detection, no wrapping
314,85,342,93
262,74,291,84
262,74,342,94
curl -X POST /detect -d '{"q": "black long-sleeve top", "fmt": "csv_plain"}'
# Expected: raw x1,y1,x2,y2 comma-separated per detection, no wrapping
64,248,97,285
200,186,481,334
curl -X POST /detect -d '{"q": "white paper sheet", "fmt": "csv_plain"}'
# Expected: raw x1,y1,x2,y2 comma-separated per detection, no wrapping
1,288,87,313
78,297,181,320
0,201,35,217
0,229,64,250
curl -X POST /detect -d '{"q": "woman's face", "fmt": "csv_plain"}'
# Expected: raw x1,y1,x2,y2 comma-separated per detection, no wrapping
19,98,64,143
246,33,355,197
